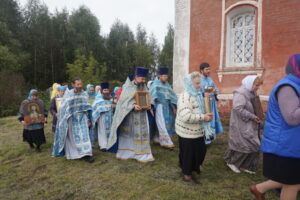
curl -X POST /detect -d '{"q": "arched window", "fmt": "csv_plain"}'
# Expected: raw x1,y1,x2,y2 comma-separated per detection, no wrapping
226,7,256,67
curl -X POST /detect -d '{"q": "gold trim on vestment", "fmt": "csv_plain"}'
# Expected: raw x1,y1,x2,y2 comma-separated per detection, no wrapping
161,144,175,148
137,157,155,163
120,126,130,131
134,151,152,155
152,140,160,144
134,140,149,144
118,148,134,152
118,149,151,155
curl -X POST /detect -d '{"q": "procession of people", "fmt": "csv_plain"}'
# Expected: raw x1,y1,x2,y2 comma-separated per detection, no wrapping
17,54,300,199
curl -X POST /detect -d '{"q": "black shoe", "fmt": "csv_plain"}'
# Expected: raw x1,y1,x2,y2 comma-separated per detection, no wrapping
183,175,192,183
35,147,41,153
101,149,107,152
83,156,95,163
29,143,35,149
191,175,201,185
165,147,174,151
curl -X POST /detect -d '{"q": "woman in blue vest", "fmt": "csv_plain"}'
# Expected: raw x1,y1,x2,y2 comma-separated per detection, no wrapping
250,54,300,200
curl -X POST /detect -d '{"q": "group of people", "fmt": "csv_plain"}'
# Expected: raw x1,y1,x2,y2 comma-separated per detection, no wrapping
18,54,300,199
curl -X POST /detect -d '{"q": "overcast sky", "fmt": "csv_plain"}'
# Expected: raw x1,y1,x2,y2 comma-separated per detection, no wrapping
18,0,175,45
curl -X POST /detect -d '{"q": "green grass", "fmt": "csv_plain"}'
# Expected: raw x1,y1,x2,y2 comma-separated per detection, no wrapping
0,116,293,200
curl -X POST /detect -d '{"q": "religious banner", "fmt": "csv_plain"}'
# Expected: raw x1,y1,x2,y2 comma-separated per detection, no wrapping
23,101,45,124
135,91,150,110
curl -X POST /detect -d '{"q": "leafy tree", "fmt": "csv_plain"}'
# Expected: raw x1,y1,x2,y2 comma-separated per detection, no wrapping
159,24,174,83
106,20,136,80
66,49,107,86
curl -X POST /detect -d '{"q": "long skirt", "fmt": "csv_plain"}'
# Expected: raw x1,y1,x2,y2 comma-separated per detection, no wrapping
224,149,259,171
23,128,46,146
51,115,57,133
263,153,300,185
179,136,206,175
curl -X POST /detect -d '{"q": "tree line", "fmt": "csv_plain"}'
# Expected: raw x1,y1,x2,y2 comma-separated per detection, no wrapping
0,0,174,116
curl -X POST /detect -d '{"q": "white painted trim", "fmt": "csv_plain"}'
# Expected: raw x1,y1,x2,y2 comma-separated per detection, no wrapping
218,94,269,101
257,0,263,68
219,0,226,71
225,1,258,14
218,94,234,100
218,67,264,75
173,0,191,93
218,0,263,82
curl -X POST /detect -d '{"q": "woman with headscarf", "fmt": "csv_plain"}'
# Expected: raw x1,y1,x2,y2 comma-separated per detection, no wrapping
176,72,213,184
50,83,60,100
50,86,66,133
18,89,48,152
95,85,101,94
250,54,300,200
85,84,96,103
224,75,263,174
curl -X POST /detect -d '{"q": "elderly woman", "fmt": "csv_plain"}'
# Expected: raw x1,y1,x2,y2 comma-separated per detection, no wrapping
50,86,66,132
176,72,213,184
224,75,263,174
251,54,300,200
18,89,48,152
86,84,96,103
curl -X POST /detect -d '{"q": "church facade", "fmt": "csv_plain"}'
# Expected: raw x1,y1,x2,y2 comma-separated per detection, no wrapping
173,0,300,114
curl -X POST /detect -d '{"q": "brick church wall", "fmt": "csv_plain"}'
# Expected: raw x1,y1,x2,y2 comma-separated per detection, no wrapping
189,0,300,114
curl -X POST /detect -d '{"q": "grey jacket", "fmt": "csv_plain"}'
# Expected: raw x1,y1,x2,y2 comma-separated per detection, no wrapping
228,87,260,153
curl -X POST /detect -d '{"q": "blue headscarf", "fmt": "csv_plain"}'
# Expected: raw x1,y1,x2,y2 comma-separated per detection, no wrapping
58,86,67,92
27,89,38,101
86,84,96,98
183,73,215,140
113,86,120,98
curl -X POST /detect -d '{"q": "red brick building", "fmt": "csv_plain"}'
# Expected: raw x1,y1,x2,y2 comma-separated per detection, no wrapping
173,0,300,115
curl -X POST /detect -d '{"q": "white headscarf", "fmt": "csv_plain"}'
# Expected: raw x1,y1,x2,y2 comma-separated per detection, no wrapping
242,75,258,91
95,85,101,93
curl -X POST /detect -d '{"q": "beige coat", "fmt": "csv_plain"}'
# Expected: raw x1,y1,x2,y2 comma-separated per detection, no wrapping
175,92,205,139
228,87,260,153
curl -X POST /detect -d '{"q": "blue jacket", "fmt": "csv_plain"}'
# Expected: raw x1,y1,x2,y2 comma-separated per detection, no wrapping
261,74,300,159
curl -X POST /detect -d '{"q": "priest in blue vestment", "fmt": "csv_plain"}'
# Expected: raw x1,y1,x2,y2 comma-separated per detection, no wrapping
150,67,177,149
199,62,224,144
52,78,94,163
107,67,154,163
91,82,115,151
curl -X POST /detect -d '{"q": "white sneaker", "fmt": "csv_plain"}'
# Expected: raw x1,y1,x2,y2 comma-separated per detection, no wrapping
242,169,256,175
226,163,241,173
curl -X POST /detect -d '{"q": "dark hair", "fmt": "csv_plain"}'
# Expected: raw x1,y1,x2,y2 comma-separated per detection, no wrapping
62,82,69,86
72,77,81,84
199,62,210,71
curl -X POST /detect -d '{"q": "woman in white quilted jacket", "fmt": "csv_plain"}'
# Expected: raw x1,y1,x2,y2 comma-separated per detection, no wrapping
176,72,213,184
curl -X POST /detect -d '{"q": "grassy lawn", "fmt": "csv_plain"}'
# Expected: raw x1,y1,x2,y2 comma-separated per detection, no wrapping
0,116,293,200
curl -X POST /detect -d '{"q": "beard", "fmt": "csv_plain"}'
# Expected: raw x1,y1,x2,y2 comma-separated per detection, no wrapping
74,88,82,93
102,93,111,100
136,82,146,91
204,72,210,77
